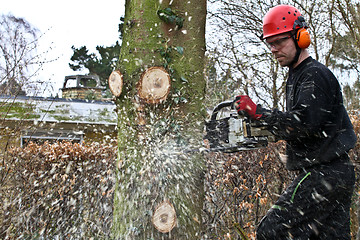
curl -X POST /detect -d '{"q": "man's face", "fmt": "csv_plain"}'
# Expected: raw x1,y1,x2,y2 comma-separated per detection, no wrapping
265,32,296,67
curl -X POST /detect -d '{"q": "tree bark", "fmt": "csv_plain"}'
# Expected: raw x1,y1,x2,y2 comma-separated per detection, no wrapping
112,0,207,239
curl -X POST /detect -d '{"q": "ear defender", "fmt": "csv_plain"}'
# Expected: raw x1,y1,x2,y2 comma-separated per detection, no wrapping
296,28,311,49
293,16,311,49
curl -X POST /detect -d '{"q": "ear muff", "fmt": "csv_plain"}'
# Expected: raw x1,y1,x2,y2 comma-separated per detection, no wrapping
296,28,311,49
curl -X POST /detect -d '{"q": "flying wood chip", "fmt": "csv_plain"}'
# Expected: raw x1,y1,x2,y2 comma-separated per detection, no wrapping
108,70,123,97
137,67,171,104
152,200,177,233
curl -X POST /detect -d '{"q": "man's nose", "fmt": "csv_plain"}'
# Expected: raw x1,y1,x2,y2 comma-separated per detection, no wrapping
271,46,278,53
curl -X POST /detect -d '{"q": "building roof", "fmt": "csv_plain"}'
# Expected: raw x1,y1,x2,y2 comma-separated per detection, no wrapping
0,95,117,126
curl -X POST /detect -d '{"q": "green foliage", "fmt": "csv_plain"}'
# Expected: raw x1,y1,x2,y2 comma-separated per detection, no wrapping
343,79,360,110
118,17,125,39
157,8,184,28
158,44,184,68
69,42,121,88
205,55,237,107
157,42,189,104
0,101,40,119
329,32,360,71
69,17,124,90
329,1,360,73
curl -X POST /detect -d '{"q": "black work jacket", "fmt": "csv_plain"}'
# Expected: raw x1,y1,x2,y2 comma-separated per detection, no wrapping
261,57,356,170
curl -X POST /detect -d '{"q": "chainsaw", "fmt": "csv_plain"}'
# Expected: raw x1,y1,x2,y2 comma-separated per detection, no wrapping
204,100,275,153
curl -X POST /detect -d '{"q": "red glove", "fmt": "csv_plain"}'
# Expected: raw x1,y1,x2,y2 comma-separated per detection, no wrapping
234,95,262,120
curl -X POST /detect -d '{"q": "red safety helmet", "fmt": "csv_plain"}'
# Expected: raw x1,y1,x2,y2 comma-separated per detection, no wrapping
262,5,310,48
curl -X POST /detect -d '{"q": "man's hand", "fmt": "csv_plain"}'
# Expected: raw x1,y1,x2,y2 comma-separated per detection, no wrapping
234,95,262,120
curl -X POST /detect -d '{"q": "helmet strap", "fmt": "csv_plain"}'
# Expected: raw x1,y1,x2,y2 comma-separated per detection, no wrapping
290,16,308,67
290,32,302,67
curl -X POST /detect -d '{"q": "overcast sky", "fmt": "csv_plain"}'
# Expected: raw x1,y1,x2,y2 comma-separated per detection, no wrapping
1,0,125,97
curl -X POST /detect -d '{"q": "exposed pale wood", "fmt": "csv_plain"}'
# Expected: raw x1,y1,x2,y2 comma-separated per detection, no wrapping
137,67,171,104
152,200,177,233
108,70,123,97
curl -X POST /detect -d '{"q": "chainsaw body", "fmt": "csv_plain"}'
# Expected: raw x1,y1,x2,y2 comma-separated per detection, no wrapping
204,101,275,153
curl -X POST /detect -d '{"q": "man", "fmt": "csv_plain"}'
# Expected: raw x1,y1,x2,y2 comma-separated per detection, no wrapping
235,5,357,239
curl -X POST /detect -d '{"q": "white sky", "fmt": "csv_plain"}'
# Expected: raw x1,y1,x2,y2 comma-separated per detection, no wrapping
1,0,125,97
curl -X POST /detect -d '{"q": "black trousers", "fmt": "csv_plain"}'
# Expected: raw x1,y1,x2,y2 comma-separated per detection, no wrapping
256,156,355,240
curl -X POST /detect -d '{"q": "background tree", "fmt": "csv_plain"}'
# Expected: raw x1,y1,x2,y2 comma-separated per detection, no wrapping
0,14,44,96
329,0,360,73
206,0,360,110
343,79,360,110
69,42,121,85
206,0,287,109
0,13,55,159
204,0,360,238
329,0,360,111
111,0,206,239
69,18,124,96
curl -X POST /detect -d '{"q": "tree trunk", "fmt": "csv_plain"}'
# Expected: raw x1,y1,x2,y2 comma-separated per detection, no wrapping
111,0,207,239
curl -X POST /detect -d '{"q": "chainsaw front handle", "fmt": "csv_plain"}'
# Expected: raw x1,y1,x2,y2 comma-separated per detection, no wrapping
210,100,234,121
